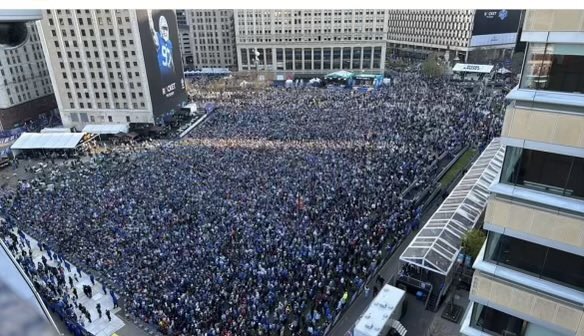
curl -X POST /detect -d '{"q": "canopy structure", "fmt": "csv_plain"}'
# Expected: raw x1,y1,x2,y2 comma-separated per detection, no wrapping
82,124,129,135
11,132,86,155
185,68,231,76
325,70,354,80
452,63,494,73
400,138,505,276
354,73,380,79
40,127,71,134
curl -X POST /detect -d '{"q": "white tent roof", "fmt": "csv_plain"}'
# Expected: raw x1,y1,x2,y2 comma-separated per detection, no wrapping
400,138,505,276
40,127,71,134
11,133,85,150
497,67,512,74
452,63,494,73
82,124,128,135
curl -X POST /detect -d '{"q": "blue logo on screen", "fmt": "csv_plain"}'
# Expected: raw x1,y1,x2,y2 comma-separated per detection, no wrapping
499,10,508,20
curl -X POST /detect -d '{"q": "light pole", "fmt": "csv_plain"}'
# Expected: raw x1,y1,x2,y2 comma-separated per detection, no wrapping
253,48,261,83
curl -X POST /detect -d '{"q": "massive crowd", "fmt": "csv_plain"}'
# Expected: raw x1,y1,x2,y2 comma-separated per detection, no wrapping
0,73,507,335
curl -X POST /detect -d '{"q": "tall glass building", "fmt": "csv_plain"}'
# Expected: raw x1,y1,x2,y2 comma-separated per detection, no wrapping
461,9,584,336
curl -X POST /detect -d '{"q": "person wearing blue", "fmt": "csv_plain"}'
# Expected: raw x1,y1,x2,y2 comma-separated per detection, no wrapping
148,10,174,83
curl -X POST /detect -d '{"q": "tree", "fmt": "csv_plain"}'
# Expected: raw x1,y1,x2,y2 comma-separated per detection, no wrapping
511,52,525,74
461,229,487,261
421,54,444,78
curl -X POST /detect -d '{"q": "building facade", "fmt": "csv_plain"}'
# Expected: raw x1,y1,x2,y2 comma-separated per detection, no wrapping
461,9,584,336
234,9,389,78
179,10,237,71
387,10,522,64
176,9,193,69
37,9,188,129
0,22,57,131
387,10,474,59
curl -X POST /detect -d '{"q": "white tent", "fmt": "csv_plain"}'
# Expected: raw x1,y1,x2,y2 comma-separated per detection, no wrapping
82,124,129,135
496,67,512,74
452,63,494,73
11,132,86,156
40,127,71,134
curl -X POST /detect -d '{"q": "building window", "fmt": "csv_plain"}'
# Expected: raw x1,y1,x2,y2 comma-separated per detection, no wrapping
521,43,584,94
108,116,113,122
500,147,584,200
470,303,530,335
485,232,584,290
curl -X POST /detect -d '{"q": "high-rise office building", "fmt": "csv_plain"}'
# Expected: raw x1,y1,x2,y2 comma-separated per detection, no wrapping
387,10,523,63
37,9,187,129
461,9,584,336
178,10,237,71
175,9,193,69
0,22,57,131
234,9,389,78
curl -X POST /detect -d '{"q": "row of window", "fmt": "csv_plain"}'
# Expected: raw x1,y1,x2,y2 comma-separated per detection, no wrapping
238,10,386,17
240,47,383,71
6,88,52,107
240,27,385,35
194,45,232,52
240,18,386,25
485,232,583,290
520,42,584,94
67,90,143,100
52,38,135,49
470,304,528,336
0,65,48,78
500,147,584,200
57,50,136,60
59,60,138,71
47,15,130,27
239,37,384,44
68,101,145,110
194,10,231,17
4,78,51,94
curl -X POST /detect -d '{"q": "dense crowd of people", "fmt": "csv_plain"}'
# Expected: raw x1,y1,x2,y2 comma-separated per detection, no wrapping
0,222,93,336
0,73,507,335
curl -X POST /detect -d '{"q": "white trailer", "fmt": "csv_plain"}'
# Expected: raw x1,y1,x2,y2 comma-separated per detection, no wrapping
353,285,407,336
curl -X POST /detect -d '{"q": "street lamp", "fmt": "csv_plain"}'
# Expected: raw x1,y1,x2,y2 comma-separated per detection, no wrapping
253,48,261,82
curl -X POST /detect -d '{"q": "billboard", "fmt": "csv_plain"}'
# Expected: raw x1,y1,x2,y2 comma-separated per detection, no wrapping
136,10,187,122
470,10,522,47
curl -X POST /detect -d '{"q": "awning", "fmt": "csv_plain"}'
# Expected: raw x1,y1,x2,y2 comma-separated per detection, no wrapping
40,127,71,134
452,63,494,73
400,138,505,276
325,71,354,80
11,133,86,151
184,68,231,75
82,124,129,135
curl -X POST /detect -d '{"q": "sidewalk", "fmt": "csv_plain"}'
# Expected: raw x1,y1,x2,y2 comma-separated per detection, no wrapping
10,229,126,336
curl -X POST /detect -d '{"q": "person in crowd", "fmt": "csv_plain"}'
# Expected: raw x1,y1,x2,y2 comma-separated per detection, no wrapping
0,71,510,335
